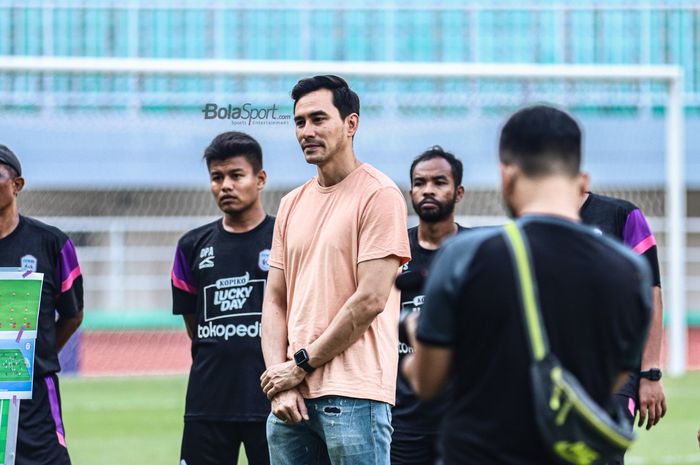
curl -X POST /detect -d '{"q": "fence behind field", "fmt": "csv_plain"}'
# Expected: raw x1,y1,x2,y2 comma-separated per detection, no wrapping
31,188,700,375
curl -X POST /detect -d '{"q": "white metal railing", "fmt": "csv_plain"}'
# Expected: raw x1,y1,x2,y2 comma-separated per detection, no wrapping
40,215,700,294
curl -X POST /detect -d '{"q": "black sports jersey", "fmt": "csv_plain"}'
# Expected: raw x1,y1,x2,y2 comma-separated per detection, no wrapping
171,216,273,421
580,192,661,286
416,216,651,465
0,216,83,377
393,224,467,434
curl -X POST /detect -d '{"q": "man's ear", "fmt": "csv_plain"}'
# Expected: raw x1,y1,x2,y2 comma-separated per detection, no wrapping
257,169,267,190
345,113,359,138
13,176,24,196
579,172,590,197
454,185,465,204
499,163,516,193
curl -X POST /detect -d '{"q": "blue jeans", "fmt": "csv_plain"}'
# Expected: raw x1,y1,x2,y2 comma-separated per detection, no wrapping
266,396,393,465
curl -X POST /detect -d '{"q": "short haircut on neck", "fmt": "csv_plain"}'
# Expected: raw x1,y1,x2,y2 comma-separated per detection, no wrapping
499,105,582,178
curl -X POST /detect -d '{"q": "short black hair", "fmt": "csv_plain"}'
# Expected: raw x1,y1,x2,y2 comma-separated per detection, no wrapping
291,75,360,120
499,105,581,178
203,131,263,173
410,145,463,187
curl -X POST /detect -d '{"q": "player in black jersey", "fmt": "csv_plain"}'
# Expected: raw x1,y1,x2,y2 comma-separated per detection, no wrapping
392,146,466,465
0,145,84,465
580,192,666,465
402,106,651,465
171,132,272,465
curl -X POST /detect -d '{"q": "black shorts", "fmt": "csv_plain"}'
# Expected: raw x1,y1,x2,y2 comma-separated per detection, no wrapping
607,373,640,465
17,373,71,465
181,419,269,465
391,430,442,465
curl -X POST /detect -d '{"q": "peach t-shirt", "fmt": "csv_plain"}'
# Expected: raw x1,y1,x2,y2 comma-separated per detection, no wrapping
269,163,411,405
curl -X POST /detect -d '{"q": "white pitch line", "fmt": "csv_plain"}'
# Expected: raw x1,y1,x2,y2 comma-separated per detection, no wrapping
627,453,700,465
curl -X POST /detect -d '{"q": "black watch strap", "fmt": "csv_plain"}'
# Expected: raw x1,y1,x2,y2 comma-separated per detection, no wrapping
294,348,316,374
639,368,662,381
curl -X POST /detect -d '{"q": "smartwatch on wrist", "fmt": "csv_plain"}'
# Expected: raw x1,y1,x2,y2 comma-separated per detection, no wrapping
294,348,315,374
639,368,662,381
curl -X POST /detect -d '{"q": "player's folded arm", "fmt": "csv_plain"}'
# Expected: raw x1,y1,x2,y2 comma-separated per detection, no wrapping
261,265,290,368
306,255,402,370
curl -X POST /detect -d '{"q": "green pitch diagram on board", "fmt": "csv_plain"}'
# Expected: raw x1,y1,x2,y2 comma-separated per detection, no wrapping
0,279,41,332
0,351,30,382
0,271,43,400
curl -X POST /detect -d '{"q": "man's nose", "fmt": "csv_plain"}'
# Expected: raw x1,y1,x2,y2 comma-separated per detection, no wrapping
222,176,235,191
301,122,316,139
422,183,436,196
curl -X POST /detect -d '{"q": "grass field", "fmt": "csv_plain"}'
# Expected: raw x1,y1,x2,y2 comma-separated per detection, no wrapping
61,372,700,465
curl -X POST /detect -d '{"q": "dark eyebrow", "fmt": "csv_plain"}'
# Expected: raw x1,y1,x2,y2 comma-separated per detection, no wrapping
413,174,449,182
295,110,330,122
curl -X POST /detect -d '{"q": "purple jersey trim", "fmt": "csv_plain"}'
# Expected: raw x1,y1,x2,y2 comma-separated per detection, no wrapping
622,209,656,254
58,240,82,293
172,246,197,295
45,376,67,448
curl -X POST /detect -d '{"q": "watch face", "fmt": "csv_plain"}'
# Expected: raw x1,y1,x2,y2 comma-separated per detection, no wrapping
294,349,308,365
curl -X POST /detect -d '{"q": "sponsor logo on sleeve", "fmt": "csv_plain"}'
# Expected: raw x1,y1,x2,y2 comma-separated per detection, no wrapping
258,249,270,272
198,246,215,269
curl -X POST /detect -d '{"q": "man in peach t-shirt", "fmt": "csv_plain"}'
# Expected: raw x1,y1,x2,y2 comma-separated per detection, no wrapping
259,75,411,465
